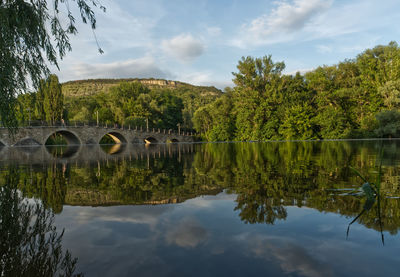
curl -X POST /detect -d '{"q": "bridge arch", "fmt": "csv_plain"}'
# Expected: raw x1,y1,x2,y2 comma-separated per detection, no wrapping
0,140,5,147
100,131,127,144
144,137,158,144
166,138,179,143
15,137,41,146
45,130,81,145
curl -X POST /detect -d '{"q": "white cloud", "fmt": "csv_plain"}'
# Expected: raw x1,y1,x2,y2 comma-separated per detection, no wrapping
262,0,332,33
58,57,172,81
232,0,333,47
161,34,205,62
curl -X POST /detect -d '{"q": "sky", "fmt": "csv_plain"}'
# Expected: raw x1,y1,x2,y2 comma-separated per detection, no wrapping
54,0,400,89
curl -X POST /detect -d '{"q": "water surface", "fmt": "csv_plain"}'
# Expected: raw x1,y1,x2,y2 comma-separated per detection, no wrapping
1,141,400,276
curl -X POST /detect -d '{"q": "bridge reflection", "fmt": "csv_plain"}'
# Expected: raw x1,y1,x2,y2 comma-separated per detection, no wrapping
0,143,199,165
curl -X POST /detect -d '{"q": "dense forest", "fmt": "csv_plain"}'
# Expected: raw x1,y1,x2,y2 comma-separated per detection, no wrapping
194,41,400,141
11,41,400,140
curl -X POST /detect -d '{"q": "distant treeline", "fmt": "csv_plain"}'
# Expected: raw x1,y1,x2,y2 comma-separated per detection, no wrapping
194,41,400,141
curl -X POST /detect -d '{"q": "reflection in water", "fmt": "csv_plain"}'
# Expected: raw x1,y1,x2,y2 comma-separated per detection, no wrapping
100,143,126,155
2,141,399,233
0,168,82,276
46,144,81,158
346,165,385,244
16,145,41,154
1,141,400,276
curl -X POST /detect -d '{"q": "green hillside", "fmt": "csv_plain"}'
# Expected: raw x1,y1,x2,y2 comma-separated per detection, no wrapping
61,78,223,130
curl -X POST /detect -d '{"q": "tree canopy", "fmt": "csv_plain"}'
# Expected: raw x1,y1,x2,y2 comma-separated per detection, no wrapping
193,42,400,141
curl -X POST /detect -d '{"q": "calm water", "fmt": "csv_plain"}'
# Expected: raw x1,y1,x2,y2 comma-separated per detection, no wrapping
1,141,400,276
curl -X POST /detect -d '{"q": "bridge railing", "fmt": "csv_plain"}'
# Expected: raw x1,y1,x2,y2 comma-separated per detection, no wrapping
0,120,198,137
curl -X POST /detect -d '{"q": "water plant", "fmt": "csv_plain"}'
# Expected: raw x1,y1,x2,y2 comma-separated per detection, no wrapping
347,153,385,245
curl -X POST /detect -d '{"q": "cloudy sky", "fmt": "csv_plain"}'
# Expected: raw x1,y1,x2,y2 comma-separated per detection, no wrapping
55,0,400,89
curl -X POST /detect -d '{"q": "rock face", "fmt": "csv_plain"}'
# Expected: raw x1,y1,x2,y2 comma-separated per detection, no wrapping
62,78,180,97
140,79,176,86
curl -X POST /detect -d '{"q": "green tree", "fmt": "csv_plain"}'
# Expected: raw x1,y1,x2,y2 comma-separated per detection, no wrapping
232,56,285,140
279,104,317,140
232,55,285,94
15,92,37,124
193,106,212,135
35,80,46,121
194,94,235,141
0,0,104,128
42,75,64,124
379,80,400,109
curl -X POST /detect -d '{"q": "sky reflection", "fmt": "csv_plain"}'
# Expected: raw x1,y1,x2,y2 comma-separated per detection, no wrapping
55,192,399,277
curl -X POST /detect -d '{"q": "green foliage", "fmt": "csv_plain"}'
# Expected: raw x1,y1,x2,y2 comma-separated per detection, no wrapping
193,93,235,141
0,0,104,128
232,55,285,94
59,80,220,130
279,104,317,140
61,78,221,129
193,42,400,141
232,56,285,141
43,75,64,124
379,80,400,109
374,110,400,138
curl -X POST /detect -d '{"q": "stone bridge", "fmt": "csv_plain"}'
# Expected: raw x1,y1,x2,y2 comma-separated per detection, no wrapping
0,126,195,147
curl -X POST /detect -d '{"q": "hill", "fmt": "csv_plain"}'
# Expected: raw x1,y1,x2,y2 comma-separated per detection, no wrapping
61,78,223,129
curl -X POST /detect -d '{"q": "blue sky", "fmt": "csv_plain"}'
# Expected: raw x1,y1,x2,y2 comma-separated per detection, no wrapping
55,0,400,89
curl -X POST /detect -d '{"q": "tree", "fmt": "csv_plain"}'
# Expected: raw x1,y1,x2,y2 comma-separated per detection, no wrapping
43,75,64,124
279,104,317,140
232,55,285,95
0,0,105,128
232,56,285,140
193,106,212,135
379,80,400,110
35,80,46,121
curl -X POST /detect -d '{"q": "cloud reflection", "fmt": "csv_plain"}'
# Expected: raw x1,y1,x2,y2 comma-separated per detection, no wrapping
165,218,208,248
246,235,334,277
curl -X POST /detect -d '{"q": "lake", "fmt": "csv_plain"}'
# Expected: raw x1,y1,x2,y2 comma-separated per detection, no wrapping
1,140,400,276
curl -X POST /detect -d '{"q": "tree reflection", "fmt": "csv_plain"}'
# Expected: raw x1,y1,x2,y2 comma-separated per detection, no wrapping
235,192,288,224
1,140,400,236
0,168,82,277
